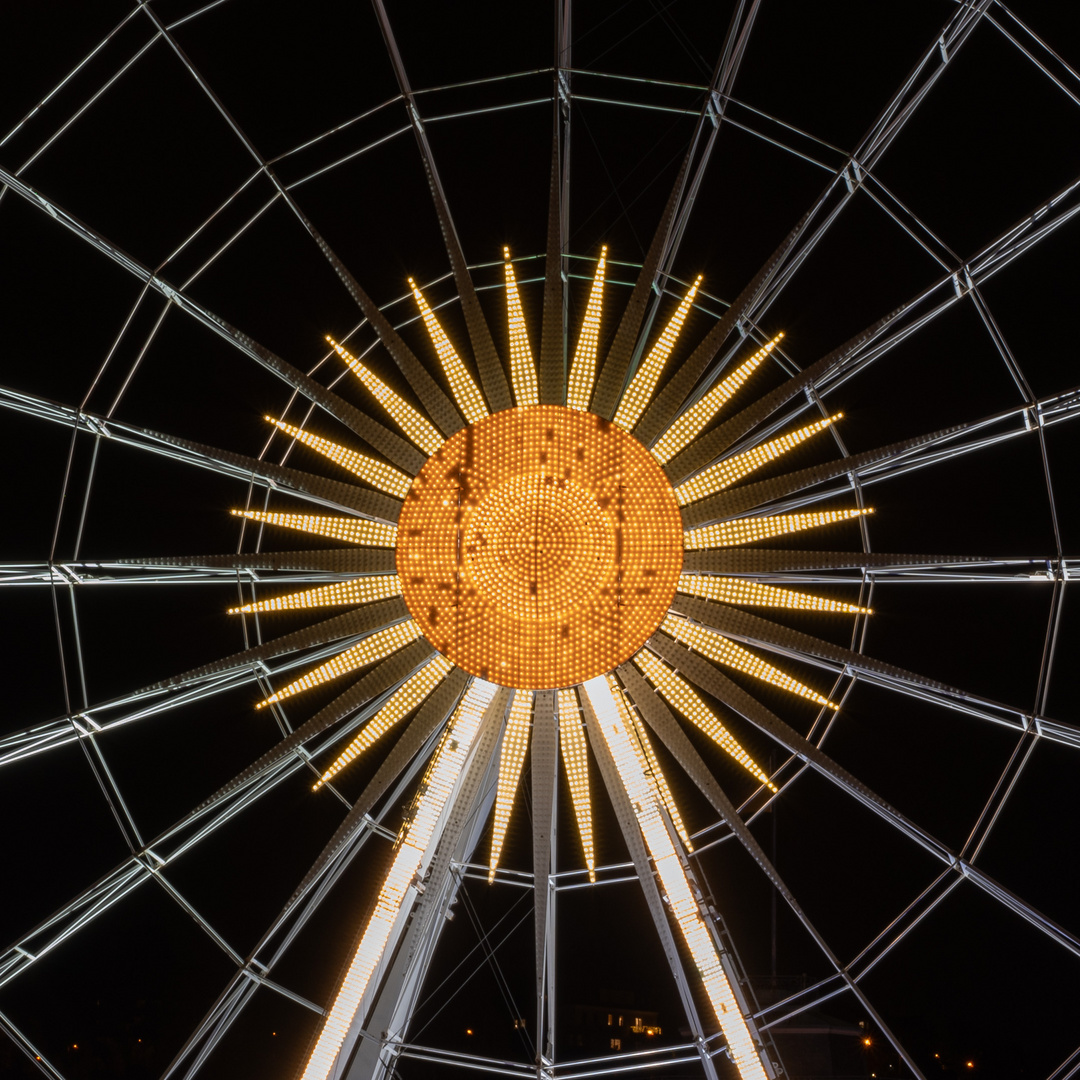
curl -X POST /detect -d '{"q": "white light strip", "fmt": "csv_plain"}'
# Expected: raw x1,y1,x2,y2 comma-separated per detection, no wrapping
489,689,533,881
607,675,693,851
557,688,596,882
301,678,498,1080
582,677,769,1080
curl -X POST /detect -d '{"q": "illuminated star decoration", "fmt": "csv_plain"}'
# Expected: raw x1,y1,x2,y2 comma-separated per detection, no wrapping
208,227,966,1080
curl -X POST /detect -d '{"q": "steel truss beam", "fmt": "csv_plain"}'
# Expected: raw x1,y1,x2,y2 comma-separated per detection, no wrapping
0,616,400,770
370,0,512,413
577,689,723,1080
665,593,1080,749
162,676,468,1080
647,633,1080,960
618,662,929,1077
664,168,1080,487
0,562,368,588
0,385,401,522
0,165,425,476
341,689,512,1079
0,684,405,993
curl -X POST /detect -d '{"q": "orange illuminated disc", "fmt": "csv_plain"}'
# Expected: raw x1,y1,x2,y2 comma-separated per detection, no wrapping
397,405,683,689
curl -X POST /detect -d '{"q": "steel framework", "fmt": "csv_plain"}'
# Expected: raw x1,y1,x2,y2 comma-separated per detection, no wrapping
2,3,1079,1079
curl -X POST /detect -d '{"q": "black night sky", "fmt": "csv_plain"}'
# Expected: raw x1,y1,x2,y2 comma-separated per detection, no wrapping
2,3,1080,1080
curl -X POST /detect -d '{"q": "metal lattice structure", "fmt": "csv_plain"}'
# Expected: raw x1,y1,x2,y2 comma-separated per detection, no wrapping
2,3,1080,1080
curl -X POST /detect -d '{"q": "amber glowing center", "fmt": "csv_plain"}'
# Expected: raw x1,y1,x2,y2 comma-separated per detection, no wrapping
397,405,683,689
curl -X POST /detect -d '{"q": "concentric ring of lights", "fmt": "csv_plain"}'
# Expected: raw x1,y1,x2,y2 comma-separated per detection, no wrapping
225,246,884,1080
396,404,683,689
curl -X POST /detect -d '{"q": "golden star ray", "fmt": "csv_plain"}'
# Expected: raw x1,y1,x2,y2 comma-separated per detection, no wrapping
256,620,423,710
488,689,533,881
314,654,454,789
557,688,596,882
265,416,411,498
650,333,783,465
677,574,871,615
683,507,871,550
408,279,489,423
502,249,539,407
566,247,607,412
228,575,402,615
661,613,837,710
634,650,777,790
612,276,701,432
328,335,444,455
674,413,842,506
231,509,396,547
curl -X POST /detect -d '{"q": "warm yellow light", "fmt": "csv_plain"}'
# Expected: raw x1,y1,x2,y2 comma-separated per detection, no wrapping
675,414,841,506
557,688,596,882
613,277,701,432
231,509,396,548
314,654,454,788
300,679,499,1080
684,508,871,550
256,620,422,710
408,279,489,424
566,247,607,412
582,678,770,1080
327,335,444,456
228,575,402,615
661,613,837,710
651,334,783,464
677,575,870,615
265,416,411,498
396,406,682,690
633,650,776,790
488,689,533,881
608,675,692,850
502,249,539,408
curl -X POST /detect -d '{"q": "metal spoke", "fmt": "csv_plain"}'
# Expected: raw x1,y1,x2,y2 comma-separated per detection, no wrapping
371,0,512,413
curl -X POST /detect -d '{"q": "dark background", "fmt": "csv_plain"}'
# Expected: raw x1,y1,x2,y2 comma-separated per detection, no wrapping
2,2,1079,1078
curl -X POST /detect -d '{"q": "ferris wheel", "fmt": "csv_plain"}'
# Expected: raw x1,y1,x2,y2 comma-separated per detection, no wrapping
2,2,1080,1079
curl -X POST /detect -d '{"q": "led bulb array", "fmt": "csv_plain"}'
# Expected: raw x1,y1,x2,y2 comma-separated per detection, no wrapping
489,689,533,881
675,414,842,506
300,679,498,1080
328,335,444,456
256,620,422,710
229,575,402,615
684,508,871,550
608,676,693,850
582,677,770,1080
314,655,454,789
396,405,682,689
502,249,539,408
677,574,870,615
634,650,776,790
567,248,607,412
651,334,783,464
613,277,701,432
409,279,489,424
661,613,837,710
231,509,396,548
557,688,596,882
266,416,411,498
